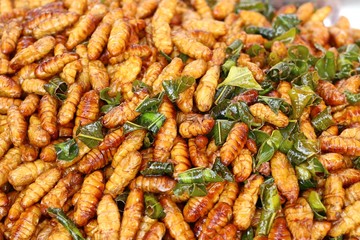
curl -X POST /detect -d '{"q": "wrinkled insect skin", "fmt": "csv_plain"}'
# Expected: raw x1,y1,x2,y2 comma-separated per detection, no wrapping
97,194,121,240
130,176,176,194
328,201,360,237
268,216,292,240
316,80,347,106
250,103,289,127
311,221,332,240
323,175,345,221
232,149,253,183
179,114,215,138
320,136,360,156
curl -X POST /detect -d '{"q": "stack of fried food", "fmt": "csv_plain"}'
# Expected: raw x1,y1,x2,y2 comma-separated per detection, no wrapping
0,0,360,239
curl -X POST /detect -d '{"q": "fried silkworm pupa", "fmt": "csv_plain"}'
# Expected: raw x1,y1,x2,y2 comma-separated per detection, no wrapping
233,174,264,230
218,182,239,207
19,94,40,117
0,76,21,99
10,36,56,70
250,103,289,127
310,221,332,240
21,168,62,208
220,122,248,166
345,182,360,206
83,219,99,240
333,168,360,187
333,106,360,126
232,149,253,183
183,19,226,38
160,195,196,240
28,115,51,148
74,171,105,227
10,205,41,240
107,19,130,56
98,128,124,151
323,175,345,221
1,19,22,55
105,151,141,197
7,190,25,222
212,0,236,20
318,153,347,172
129,176,176,194
171,137,191,178
179,114,215,138
39,94,58,138
188,135,209,168
39,139,64,162
316,80,347,106
21,79,48,96
183,182,225,223
0,59,15,75
78,147,117,174
0,191,9,221
142,62,164,87
7,105,27,147
270,151,299,203
57,83,82,126
284,197,314,240
97,194,121,240
40,171,83,213
120,188,144,240
35,52,79,79
319,136,360,156
191,0,213,19
136,0,159,19
195,65,220,112
0,128,12,159
328,201,360,237
59,59,82,85
74,90,100,135
19,142,39,162
0,148,21,187
268,216,292,240
47,219,72,240
89,60,109,92
136,215,157,240
143,222,166,240
152,57,183,95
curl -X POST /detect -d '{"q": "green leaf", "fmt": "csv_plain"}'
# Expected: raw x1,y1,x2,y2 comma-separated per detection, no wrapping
354,157,360,170
136,92,164,113
272,14,300,36
293,71,319,91
178,53,189,63
315,51,336,80
123,121,145,134
132,80,152,93
289,85,320,119
225,101,261,128
249,130,270,146
245,26,275,39
211,120,235,146
143,132,155,148
214,86,238,105
345,91,360,105
212,158,234,182
160,51,172,62
259,79,275,95
173,183,208,197
177,168,223,184
265,28,297,48
241,227,255,240
115,191,129,212
210,100,232,119
141,161,174,176
311,107,334,131
247,44,266,57
136,113,166,134
44,76,68,101
226,39,243,55
258,96,292,115
288,45,309,60
76,121,104,149
266,59,308,82
235,0,275,20
218,66,262,90
306,191,326,220
48,208,85,240
162,76,195,102
336,44,360,79
256,130,283,169
100,87,121,113
287,134,319,165
54,139,79,161
144,193,166,219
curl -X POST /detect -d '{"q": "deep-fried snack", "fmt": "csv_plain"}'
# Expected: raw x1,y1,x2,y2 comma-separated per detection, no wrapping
7,105,27,147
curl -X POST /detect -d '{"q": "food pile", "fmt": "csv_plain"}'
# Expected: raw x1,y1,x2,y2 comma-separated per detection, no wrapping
0,0,360,239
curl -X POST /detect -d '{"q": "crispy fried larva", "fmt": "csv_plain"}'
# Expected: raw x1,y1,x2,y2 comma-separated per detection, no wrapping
270,151,299,204
8,160,54,188
105,151,141,197
334,168,360,187
0,97,21,115
188,135,209,168
136,0,159,19
284,197,314,239
250,103,289,127
10,205,41,240
151,0,177,54
318,153,346,172
19,94,40,117
0,58,15,74
136,216,157,240
39,94,58,137
183,19,226,38
316,80,346,106
89,60,109,91
191,0,213,19
179,114,215,138
1,19,22,54
39,139,64,162
74,171,104,227
218,182,239,207
311,221,332,240
83,219,99,240
21,79,47,95
233,174,264,230
333,106,360,126
120,188,144,240
98,128,124,151
66,4,108,50
195,65,219,112
47,220,72,240
296,2,315,22
171,137,191,178
142,62,164,86
19,142,38,162
28,115,51,148
143,222,166,240
57,83,82,125
212,0,236,20
60,59,82,85
107,19,130,56
97,194,121,240
35,52,79,79
328,201,360,237
21,168,62,208
130,176,176,194
152,57,183,95
268,217,292,240
78,147,117,174
189,30,216,49
0,148,21,187
7,105,27,147
232,149,253,183
183,182,225,223
10,36,56,70
345,182,360,206
102,90,148,128
160,195,196,240
220,122,248,166
319,136,360,156
323,175,345,221
239,10,271,27
40,171,83,213
0,76,21,98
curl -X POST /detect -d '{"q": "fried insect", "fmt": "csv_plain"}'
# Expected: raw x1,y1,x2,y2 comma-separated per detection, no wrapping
39,94,58,137
195,65,219,112
316,80,347,106
220,122,248,166
57,83,82,125
268,217,292,240
334,168,360,187
73,171,105,227
160,195,196,240
102,89,148,128
89,60,109,91
136,0,159,19
232,149,253,183
7,105,27,147
323,175,345,221
0,128,12,159
218,182,239,207
328,201,360,237
59,59,82,85
21,79,47,95
0,59,15,74
10,205,41,240
333,106,360,126
1,19,22,54
39,139,64,162
0,148,21,187
318,153,347,172
78,147,116,174
98,128,124,151
136,216,157,240
130,176,176,194
233,174,264,230
143,222,166,240
311,221,332,240
28,115,51,148
120,188,144,240
10,36,56,70
35,52,79,79
40,171,83,213
189,30,216,49
19,94,40,117
0,97,21,115
74,90,100,135
284,197,314,240
345,182,360,206
212,0,236,20
171,137,191,178
105,151,142,197
250,103,289,127
107,19,130,56
179,114,215,138
270,151,299,203
188,136,209,168
319,136,360,156
142,62,164,86
97,194,121,240
0,76,21,99
152,57,183,95
183,19,226,38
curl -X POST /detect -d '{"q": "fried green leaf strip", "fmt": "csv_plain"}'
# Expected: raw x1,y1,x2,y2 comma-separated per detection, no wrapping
162,76,195,102
141,161,174,176
212,158,234,182
218,66,263,90
177,168,223,184
136,92,164,113
54,139,79,161
44,76,68,101
173,183,208,197
76,121,104,148
144,193,166,219
306,190,326,220
211,120,235,146
48,208,85,240
100,87,121,113
311,107,334,131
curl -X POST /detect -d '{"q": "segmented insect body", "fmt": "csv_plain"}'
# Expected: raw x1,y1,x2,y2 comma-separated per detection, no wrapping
323,175,345,221
7,105,27,147
97,194,121,240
